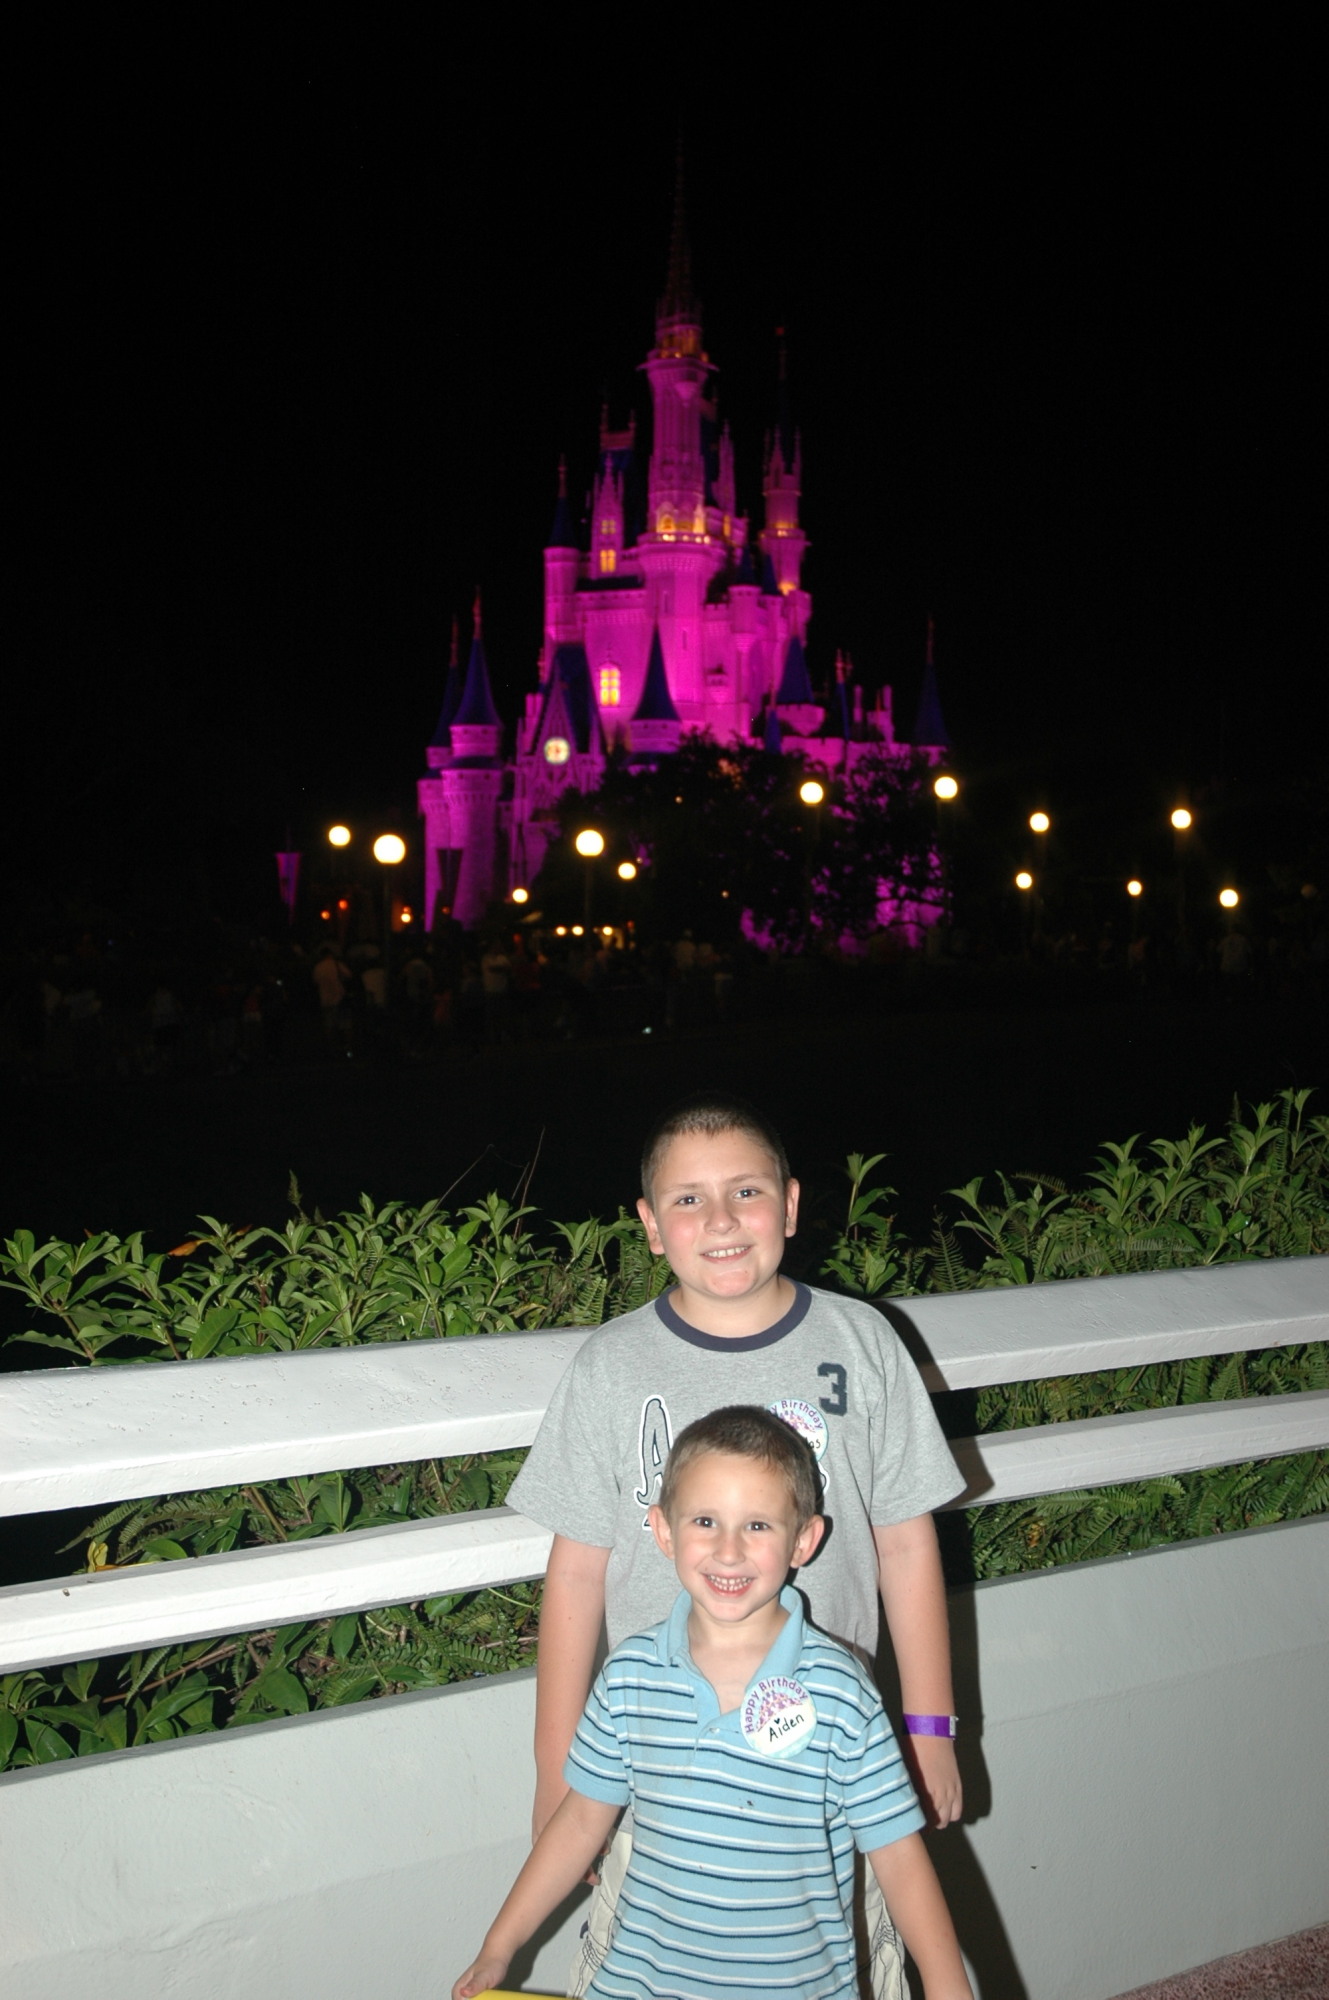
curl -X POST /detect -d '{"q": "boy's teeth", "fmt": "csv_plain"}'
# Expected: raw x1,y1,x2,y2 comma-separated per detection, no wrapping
708,1576,749,1592
706,1246,746,1258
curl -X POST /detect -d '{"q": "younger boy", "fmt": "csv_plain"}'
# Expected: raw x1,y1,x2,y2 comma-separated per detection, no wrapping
507,1095,965,1997
454,1408,972,2000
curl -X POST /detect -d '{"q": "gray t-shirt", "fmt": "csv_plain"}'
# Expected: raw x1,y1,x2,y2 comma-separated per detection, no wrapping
508,1283,963,1656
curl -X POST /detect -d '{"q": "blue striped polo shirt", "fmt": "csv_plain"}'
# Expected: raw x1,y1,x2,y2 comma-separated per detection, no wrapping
565,1585,924,1999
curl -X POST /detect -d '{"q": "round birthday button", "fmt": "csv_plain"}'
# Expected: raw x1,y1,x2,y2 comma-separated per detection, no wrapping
767,1398,827,1460
741,1675,817,1758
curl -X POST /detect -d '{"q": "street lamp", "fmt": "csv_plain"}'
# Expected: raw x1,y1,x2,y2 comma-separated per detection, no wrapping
1126,879,1143,899
933,774,959,801
575,827,604,926
617,861,638,881
1170,807,1194,931
328,824,352,849
511,886,529,905
1219,887,1240,910
373,833,406,971
799,779,825,806
1015,871,1034,892
1029,811,1050,834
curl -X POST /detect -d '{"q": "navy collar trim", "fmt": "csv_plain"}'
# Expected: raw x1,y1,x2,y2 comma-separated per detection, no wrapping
653,1281,811,1352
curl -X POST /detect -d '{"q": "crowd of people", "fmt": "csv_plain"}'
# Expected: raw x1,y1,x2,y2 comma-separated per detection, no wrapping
2,894,1324,1085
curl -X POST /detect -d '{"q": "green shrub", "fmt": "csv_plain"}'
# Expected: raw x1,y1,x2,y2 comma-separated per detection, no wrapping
2,1089,1324,1769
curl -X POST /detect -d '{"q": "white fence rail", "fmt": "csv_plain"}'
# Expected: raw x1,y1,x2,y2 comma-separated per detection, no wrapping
3,1256,1327,2000
2,1258,1326,1676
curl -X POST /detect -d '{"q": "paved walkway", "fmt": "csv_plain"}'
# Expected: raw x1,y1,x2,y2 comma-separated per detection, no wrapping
1109,1923,1328,1999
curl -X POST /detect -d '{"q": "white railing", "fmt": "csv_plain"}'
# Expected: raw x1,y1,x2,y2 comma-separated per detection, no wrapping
2,1258,1326,1676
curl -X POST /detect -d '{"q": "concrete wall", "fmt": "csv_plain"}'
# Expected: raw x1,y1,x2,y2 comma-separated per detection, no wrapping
3,1517,1326,2000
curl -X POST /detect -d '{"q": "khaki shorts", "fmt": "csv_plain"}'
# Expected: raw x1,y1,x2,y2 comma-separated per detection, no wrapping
567,1818,906,2000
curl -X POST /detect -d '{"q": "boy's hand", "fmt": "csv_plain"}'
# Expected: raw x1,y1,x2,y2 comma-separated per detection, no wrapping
451,1946,510,1998
911,1734,963,1828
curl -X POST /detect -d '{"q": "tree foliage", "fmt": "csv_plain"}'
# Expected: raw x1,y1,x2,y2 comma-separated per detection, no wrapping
536,736,937,948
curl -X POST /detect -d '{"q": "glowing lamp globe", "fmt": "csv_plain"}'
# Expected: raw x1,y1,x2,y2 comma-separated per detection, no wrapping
933,774,959,801
1126,879,1144,898
1029,811,1050,834
571,924,585,937
372,834,406,866
617,861,638,881
511,887,529,905
1219,888,1240,909
574,829,605,857
1015,871,1034,891
799,780,825,806
328,824,351,848
1170,808,1193,831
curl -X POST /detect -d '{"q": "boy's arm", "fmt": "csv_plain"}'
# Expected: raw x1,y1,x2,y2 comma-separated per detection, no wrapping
532,1532,610,1840
874,1514,962,1827
868,1832,973,2000
452,1788,620,2000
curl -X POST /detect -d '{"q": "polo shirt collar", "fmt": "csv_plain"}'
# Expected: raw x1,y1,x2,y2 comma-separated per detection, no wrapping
661,1583,808,1692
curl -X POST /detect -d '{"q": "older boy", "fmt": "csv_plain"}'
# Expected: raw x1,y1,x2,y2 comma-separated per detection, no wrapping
507,1094,964,1996
454,1408,972,2000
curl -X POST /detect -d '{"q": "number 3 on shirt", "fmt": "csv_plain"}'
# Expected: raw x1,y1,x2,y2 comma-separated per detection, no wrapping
818,1362,847,1416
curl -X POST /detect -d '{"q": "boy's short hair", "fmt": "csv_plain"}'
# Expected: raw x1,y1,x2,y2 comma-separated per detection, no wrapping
640,1093,791,1204
658,1405,822,1527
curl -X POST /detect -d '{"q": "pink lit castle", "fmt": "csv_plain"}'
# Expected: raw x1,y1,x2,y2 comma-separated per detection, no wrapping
419,186,949,934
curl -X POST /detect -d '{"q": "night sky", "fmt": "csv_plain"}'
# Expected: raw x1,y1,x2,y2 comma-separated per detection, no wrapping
12,25,1320,919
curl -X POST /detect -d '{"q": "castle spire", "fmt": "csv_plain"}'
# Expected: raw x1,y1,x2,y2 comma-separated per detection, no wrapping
547,456,577,549
428,615,465,749
912,616,951,749
657,142,699,332
453,596,502,729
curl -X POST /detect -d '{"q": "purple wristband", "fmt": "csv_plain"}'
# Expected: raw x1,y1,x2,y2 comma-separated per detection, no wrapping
904,1713,958,1738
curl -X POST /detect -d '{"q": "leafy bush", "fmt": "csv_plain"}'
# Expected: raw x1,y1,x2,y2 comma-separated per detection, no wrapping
2,1090,1324,1769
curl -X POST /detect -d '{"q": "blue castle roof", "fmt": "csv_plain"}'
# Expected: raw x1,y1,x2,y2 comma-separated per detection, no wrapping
912,661,951,749
634,629,680,722
775,633,815,706
453,634,502,729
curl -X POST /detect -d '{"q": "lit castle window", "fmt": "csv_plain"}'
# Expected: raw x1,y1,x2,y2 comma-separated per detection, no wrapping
599,549,617,574
599,666,621,707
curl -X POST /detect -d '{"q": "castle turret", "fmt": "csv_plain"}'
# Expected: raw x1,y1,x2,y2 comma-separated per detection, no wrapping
759,333,810,606
544,458,581,651
434,594,506,927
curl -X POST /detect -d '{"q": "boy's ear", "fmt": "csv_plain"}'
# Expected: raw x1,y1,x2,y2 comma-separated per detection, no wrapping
647,1503,674,1560
790,1514,824,1570
783,1177,801,1239
637,1196,665,1256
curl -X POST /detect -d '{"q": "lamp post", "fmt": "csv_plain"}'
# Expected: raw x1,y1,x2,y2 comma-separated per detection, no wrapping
575,827,605,928
1170,807,1193,935
797,779,826,945
373,833,406,977
932,773,959,931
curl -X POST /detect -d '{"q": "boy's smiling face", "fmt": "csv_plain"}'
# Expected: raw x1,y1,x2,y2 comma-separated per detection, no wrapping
649,1449,822,1637
637,1127,799,1329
